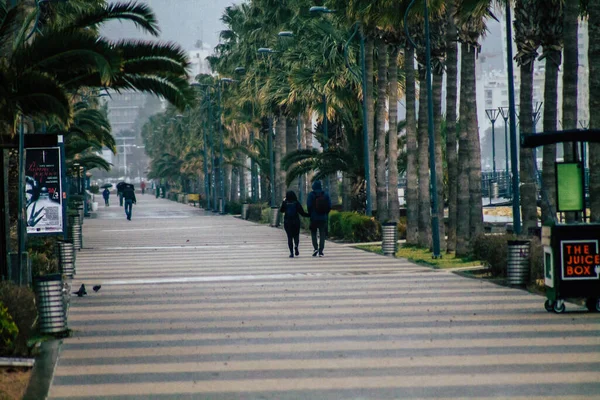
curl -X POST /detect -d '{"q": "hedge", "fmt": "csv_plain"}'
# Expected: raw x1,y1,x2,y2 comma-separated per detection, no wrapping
328,211,381,243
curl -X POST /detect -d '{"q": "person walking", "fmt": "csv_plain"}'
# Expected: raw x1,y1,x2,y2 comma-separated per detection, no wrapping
140,180,146,195
102,188,110,206
307,180,331,257
122,184,137,220
279,190,309,258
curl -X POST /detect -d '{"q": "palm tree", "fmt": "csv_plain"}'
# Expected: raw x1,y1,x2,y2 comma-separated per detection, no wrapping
375,35,389,222
514,0,541,234
539,0,563,224
445,0,459,252
561,0,579,223
453,0,491,255
590,0,600,221
404,42,419,245
387,44,401,222
417,65,432,248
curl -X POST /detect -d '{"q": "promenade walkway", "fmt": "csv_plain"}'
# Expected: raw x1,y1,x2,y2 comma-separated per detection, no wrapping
48,195,600,399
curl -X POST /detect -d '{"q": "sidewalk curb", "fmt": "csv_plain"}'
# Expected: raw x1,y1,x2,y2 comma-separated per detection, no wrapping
23,339,62,400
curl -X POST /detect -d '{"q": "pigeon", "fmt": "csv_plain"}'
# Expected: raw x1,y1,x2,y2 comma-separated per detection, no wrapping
93,285,101,293
73,284,87,297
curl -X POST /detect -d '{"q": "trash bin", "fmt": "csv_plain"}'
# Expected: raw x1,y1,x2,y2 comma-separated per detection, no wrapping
241,203,249,220
270,206,280,227
218,198,225,214
69,216,82,250
382,222,398,256
56,240,76,278
507,240,530,285
491,182,499,199
34,274,68,335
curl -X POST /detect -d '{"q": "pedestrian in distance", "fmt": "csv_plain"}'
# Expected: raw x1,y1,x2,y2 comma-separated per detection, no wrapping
140,180,146,195
122,184,137,220
279,190,309,258
102,188,110,206
117,186,124,206
307,180,332,257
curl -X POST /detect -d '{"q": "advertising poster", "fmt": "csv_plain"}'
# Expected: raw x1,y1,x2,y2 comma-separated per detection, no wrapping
560,239,600,280
25,147,64,235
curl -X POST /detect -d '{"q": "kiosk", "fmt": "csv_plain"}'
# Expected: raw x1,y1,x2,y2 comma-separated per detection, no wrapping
523,130,600,313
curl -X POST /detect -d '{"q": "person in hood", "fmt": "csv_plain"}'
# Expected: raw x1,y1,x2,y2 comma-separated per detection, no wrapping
279,190,309,257
102,188,110,206
306,180,332,257
122,184,137,220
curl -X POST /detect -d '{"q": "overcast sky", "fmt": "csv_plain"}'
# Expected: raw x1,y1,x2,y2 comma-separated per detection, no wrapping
101,0,242,51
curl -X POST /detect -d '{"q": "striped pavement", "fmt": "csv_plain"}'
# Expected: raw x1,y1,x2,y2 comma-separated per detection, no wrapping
48,195,600,399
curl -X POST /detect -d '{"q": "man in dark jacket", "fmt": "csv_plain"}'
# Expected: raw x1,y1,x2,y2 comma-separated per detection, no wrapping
306,180,331,257
122,184,137,220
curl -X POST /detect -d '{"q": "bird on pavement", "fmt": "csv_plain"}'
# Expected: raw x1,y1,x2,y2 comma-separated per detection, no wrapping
93,285,101,293
73,284,87,297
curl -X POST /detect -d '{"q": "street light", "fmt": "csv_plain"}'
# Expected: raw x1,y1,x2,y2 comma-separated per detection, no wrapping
485,108,501,177
278,31,294,38
405,0,441,257
311,5,372,216
498,106,511,198
504,1,521,234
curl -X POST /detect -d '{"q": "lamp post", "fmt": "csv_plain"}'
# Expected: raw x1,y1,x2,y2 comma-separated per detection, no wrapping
404,0,441,257
498,106,511,198
257,48,277,207
505,1,521,234
17,114,25,281
485,108,500,177
311,6,371,215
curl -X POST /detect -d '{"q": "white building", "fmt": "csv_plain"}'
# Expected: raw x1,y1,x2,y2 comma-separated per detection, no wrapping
188,42,213,80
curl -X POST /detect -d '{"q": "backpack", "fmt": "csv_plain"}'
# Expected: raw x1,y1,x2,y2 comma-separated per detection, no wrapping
314,192,330,214
285,201,298,218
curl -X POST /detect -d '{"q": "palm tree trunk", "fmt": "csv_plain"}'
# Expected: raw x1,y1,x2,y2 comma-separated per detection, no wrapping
405,45,419,245
589,1,600,221
286,117,298,197
342,173,352,211
445,0,458,252
238,151,246,202
230,163,238,202
375,39,389,222
519,62,538,234
225,164,233,202
433,70,446,252
275,113,286,204
417,66,432,249
303,113,313,196
464,46,484,240
388,46,400,222
541,49,560,224
366,37,377,214
562,0,578,223
455,43,471,257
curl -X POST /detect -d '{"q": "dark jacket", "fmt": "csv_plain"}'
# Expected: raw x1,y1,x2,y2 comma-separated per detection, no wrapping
122,187,137,203
306,180,331,222
102,189,110,199
279,200,309,222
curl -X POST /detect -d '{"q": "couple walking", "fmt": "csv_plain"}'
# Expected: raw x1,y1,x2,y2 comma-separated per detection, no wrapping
279,180,331,258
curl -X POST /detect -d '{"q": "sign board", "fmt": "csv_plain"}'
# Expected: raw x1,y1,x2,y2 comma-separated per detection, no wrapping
560,240,600,280
555,162,584,212
25,147,64,235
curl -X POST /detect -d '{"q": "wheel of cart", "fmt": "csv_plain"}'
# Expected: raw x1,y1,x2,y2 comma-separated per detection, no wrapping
523,130,600,314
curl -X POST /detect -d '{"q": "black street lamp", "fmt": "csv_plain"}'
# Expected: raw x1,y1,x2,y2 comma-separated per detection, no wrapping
485,108,501,177
498,106,511,198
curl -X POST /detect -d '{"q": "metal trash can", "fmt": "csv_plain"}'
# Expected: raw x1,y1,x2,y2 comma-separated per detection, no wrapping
382,222,398,256
270,206,280,227
56,240,76,278
218,198,225,214
34,274,68,335
507,240,530,285
490,182,499,199
241,203,249,220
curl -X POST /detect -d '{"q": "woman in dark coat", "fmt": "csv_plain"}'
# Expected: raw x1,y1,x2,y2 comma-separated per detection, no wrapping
279,190,309,258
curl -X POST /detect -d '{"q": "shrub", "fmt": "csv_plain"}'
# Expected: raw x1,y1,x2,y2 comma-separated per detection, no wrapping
89,185,100,194
328,211,343,238
397,216,407,240
529,237,544,287
260,205,271,224
247,203,264,221
0,301,18,356
226,201,242,215
0,283,37,356
337,212,381,243
28,237,59,277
